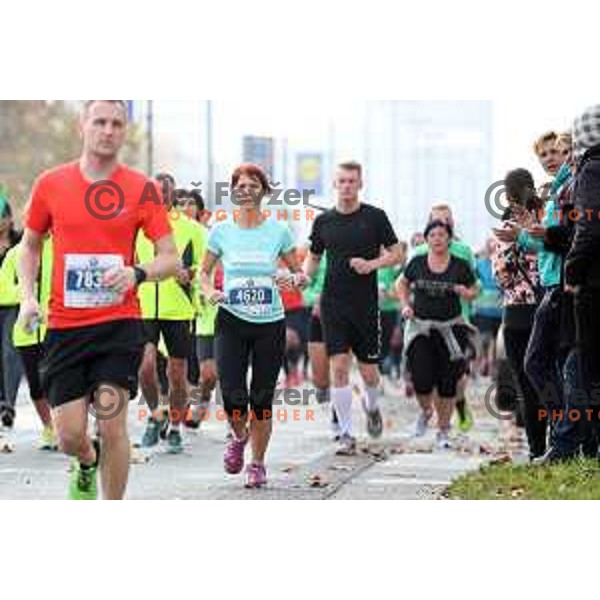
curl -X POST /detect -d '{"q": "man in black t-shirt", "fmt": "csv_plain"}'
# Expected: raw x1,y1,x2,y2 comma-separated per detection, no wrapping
304,162,403,454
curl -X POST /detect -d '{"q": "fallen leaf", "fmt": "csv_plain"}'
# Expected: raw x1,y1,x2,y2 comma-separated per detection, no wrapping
479,443,494,455
130,448,149,464
0,441,15,453
415,445,434,454
308,474,328,488
489,453,512,466
511,487,525,499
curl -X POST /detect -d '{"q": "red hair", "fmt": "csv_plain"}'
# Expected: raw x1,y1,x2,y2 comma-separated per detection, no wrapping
231,163,271,193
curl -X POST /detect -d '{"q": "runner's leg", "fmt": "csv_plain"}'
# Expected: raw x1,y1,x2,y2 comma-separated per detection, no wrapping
248,319,285,465
94,384,130,500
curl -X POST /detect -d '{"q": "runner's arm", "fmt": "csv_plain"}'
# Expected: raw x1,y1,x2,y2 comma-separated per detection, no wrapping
199,250,224,304
368,243,405,271
396,276,411,309
18,229,43,303
142,234,179,282
303,251,322,280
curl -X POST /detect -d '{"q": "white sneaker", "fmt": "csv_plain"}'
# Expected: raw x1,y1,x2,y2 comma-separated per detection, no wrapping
436,430,452,450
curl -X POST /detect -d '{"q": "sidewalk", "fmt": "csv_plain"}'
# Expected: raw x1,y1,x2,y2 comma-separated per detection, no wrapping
0,377,522,499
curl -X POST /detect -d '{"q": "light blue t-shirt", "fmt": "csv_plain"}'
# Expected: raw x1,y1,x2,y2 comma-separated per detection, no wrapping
207,219,296,324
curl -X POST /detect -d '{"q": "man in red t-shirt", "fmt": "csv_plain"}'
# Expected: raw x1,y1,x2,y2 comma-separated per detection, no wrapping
18,100,178,500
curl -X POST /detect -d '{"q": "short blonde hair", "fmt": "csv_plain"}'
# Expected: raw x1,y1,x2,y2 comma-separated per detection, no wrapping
556,132,573,150
83,100,127,118
533,131,559,156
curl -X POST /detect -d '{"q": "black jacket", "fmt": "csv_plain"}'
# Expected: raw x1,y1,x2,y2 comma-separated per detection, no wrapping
565,145,600,288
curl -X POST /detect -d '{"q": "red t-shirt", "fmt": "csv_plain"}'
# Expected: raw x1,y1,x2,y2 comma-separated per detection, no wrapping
27,162,171,330
280,288,304,312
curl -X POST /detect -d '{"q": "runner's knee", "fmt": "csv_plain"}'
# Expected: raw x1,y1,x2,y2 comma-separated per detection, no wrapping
57,421,88,456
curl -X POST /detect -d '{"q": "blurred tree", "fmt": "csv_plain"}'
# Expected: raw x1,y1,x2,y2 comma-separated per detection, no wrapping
0,101,142,222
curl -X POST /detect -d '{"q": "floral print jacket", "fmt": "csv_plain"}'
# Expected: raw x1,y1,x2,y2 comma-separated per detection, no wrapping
492,211,541,307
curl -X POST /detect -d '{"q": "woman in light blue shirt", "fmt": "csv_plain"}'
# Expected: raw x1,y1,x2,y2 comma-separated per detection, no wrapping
200,164,308,488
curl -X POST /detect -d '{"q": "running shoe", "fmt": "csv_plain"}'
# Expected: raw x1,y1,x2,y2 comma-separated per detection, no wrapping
531,447,574,466
415,411,432,438
159,409,170,441
0,406,15,429
245,463,268,488
335,434,357,456
38,425,58,451
184,404,201,430
69,461,98,500
141,417,162,448
436,430,452,451
361,398,383,439
166,428,184,455
456,401,474,434
224,434,248,474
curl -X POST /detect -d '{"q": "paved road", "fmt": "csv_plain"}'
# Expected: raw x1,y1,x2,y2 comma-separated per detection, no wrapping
0,378,521,500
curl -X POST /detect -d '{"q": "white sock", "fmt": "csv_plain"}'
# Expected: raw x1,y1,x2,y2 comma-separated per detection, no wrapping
331,387,353,437
364,386,380,412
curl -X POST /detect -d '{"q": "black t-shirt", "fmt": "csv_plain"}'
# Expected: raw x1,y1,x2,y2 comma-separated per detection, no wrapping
310,204,398,309
309,204,398,305
403,254,475,321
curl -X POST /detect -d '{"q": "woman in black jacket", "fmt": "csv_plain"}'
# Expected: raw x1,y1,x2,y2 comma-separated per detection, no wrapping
0,196,23,430
565,105,600,453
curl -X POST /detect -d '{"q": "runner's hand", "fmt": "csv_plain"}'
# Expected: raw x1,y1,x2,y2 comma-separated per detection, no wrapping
208,289,226,305
176,266,192,285
104,266,136,294
454,285,472,300
18,297,42,334
401,305,414,320
350,258,374,275
292,273,310,290
274,271,295,292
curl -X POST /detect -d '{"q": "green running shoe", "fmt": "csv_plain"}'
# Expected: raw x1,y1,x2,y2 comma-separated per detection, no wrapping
456,402,474,434
69,461,98,500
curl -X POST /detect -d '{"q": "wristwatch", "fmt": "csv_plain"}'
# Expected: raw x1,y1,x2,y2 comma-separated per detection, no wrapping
133,266,148,287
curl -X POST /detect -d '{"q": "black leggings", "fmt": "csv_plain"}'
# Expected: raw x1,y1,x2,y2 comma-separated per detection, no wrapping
18,344,46,402
215,309,286,420
504,326,546,458
407,327,468,399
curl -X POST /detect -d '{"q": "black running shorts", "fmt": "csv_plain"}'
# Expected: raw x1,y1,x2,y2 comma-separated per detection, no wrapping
44,319,145,408
142,319,193,359
320,300,381,364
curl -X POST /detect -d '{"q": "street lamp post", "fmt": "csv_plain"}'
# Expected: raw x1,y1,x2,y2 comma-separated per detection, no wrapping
146,100,154,177
206,100,214,211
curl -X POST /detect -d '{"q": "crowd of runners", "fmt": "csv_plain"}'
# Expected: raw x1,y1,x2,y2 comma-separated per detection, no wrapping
1,100,600,499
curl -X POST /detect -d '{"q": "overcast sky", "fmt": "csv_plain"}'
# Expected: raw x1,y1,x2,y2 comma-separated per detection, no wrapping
152,99,595,185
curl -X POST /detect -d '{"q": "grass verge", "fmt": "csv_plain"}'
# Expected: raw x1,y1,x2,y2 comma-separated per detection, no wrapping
446,459,600,500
